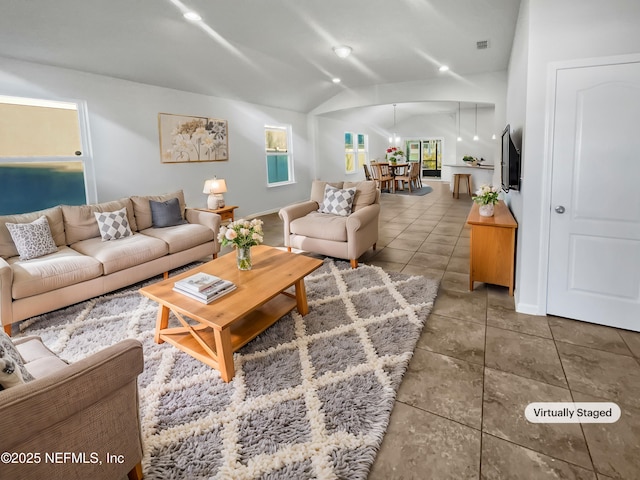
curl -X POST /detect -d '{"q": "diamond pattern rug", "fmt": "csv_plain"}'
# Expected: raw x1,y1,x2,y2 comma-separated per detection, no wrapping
16,259,439,479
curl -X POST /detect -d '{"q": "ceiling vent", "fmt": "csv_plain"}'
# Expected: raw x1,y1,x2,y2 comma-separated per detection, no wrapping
476,40,490,50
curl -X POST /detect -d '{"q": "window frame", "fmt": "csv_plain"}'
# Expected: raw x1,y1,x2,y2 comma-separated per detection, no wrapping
0,95,97,207
344,131,368,174
264,124,295,187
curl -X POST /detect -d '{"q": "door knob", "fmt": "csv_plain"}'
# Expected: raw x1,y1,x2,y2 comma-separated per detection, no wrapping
555,205,566,214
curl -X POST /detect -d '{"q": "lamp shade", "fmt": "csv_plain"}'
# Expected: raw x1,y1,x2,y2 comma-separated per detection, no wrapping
203,178,227,194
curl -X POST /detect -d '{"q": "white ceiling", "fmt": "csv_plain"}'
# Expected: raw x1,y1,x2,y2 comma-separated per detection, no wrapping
0,0,520,114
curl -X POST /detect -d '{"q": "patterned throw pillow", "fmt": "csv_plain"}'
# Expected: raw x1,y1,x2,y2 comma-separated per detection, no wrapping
318,184,357,217
5,216,58,260
0,331,34,390
94,207,133,241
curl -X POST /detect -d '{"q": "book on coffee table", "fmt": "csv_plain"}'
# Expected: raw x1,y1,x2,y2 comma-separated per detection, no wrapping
174,272,223,293
173,278,236,304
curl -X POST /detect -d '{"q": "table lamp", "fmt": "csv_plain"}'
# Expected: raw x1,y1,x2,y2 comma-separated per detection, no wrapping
203,177,227,209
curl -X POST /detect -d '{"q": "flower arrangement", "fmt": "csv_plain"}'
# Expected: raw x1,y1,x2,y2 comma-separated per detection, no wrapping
385,147,405,164
473,184,500,205
218,219,264,248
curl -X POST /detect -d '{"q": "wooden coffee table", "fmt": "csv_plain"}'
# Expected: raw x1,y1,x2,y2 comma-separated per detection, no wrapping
139,245,323,382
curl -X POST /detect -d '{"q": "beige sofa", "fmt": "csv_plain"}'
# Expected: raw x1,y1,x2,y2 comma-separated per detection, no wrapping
0,191,221,335
0,336,144,480
279,180,380,268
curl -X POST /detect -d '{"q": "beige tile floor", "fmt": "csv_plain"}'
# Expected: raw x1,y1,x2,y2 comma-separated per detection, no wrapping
255,180,640,480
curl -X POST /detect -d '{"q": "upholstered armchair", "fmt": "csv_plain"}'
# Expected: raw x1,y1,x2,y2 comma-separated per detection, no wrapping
0,337,144,480
279,180,380,268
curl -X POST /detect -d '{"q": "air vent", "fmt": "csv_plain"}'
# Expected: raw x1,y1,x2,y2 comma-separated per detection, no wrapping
476,40,490,50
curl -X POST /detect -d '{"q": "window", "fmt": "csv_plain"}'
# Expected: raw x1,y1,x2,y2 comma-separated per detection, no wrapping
344,132,368,174
265,125,294,186
0,95,94,215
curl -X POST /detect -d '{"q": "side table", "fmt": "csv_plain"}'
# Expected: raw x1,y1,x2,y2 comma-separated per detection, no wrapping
195,205,238,223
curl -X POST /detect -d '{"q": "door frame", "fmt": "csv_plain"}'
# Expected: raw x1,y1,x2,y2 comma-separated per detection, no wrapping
539,52,640,316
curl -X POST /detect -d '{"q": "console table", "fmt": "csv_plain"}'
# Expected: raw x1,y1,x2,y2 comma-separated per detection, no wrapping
466,200,517,295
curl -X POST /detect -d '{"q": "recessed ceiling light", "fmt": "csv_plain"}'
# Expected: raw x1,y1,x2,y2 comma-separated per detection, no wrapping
332,45,353,59
183,11,202,22
439,65,449,72
332,77,341,84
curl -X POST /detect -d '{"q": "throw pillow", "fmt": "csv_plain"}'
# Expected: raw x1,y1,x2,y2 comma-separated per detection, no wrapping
318,184,356,217
0,331,34,390
94,207,133,241
149,197,187,228
5,216,58,260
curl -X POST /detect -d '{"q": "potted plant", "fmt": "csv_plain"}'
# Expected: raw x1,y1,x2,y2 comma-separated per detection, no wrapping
473,184,500,217
385,147,405,164
218,218,264,270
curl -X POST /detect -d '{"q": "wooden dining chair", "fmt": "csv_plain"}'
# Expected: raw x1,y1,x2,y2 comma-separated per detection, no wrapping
363,164,372,181
393,164,413,193
370,162,393,192
409,161,422,190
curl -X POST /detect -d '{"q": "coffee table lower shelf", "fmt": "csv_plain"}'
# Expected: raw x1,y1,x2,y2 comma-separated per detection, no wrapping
156,293,297,379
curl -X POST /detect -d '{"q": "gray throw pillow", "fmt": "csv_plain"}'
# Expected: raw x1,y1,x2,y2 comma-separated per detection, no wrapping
149,197,187,228
94,207,133,241
0,331,34,390
5,215,58,260
318,184,356,216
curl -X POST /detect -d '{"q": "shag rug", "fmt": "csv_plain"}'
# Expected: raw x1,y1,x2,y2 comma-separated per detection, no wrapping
16,259,439,479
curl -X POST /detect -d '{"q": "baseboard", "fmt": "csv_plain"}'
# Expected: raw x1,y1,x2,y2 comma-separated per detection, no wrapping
515,302,546,316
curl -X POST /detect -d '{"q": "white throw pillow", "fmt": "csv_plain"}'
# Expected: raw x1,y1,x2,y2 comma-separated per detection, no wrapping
94,207,133,241
5,215,58,260
318,184,356,217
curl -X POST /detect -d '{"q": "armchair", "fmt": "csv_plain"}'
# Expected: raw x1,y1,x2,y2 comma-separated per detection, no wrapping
0,337,144,480
279,181,380,268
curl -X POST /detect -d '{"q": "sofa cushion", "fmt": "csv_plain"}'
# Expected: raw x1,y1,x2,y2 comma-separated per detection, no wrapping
0,206,65,259
94,207,133,241
71,233,168,275
310,181,344,206
131,190,186,231
9,246,103,300
62,199,137,244
5,216,58,260
344,180,378,211
141,223,214,254
0,331,34,389
150,197,187,228
15,336,69,379
318,184,356,217
290,211,348,242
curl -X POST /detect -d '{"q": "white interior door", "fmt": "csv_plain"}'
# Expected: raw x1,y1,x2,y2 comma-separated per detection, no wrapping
547,61,640,331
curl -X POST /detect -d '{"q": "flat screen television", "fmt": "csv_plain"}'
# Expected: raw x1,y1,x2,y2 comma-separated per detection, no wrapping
501,124,521,192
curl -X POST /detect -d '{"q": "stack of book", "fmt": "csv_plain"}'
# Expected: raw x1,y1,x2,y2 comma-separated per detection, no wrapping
173,272,236,304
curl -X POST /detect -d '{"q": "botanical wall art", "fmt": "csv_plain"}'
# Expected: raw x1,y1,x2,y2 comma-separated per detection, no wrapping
158,113,228,163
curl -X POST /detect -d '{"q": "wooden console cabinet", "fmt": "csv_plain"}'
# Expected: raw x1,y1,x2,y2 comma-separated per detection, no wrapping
466,200,517,295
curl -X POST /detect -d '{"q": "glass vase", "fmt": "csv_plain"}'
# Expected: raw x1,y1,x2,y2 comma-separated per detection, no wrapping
236,246,252,270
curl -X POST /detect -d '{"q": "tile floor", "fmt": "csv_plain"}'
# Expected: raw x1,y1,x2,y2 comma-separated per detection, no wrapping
254,180,640,480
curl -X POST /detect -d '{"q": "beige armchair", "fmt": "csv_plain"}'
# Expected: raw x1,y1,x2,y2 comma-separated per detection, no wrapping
0,337,144,480
279,180,380,268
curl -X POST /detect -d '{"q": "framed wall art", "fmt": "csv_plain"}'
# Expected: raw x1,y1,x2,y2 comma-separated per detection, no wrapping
158,113,228,163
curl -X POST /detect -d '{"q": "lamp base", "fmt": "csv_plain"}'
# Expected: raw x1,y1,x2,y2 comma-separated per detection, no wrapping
207,194,225,210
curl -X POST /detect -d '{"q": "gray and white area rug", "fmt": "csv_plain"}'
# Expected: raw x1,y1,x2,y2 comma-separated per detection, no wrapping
17,259,439,479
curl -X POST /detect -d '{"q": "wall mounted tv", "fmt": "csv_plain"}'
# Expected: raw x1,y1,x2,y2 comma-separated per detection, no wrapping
501,124,521,192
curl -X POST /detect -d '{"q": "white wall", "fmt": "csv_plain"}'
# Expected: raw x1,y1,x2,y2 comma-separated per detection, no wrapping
506,0,640,313
0,56,314,218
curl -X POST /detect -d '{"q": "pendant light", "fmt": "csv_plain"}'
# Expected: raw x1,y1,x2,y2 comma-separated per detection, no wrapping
457,102,462,142
389,103,400,145
473,104,479,141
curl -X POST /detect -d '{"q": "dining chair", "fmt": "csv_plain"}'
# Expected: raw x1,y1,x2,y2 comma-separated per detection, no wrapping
393,164,413,193
363,164,372,181
409,161,422,189
370,162,393,192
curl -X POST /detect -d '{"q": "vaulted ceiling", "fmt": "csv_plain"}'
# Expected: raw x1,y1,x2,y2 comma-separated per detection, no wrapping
0,0,520,114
